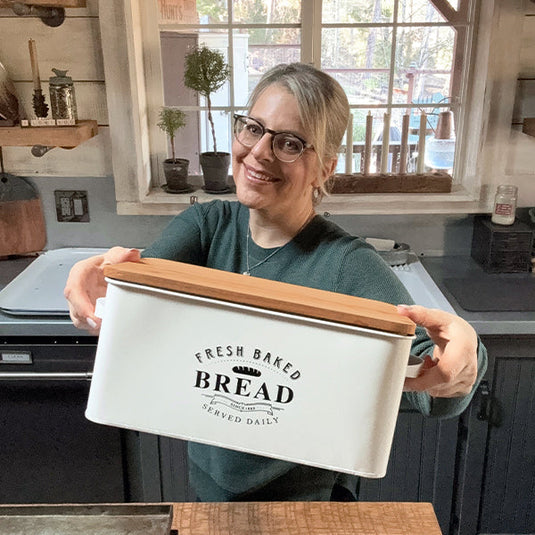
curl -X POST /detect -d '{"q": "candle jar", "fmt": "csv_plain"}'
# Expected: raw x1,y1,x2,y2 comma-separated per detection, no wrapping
491,185,517,225
49,68,78,121
424,111,456,170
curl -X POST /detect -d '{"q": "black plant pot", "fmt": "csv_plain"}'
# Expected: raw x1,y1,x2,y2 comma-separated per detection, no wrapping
200,152,231,192
163,158,190,191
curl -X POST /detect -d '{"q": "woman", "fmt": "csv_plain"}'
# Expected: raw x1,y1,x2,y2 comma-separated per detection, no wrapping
65,63,486,501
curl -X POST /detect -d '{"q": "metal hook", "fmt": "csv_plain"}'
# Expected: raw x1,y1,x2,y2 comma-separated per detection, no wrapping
31,145,55,157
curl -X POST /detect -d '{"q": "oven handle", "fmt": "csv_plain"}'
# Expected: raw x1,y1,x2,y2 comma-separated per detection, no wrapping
0,372,93,381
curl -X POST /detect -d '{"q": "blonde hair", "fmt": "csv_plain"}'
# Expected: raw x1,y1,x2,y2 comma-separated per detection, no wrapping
248,63,349,203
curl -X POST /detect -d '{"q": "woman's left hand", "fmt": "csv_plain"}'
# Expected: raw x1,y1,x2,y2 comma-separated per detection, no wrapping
397,304,479,398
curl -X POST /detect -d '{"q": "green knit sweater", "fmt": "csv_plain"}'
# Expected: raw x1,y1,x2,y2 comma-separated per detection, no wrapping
142,200,487,501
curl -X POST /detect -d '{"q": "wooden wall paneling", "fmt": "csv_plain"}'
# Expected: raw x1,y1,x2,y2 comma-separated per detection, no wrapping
519,15,535,77
12,81,108,125
1,126,112,176
0,6,106,177
0,18,104,81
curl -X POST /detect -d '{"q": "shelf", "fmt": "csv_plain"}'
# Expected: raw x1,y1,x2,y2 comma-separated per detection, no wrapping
0,1,86,7
0,120,98,148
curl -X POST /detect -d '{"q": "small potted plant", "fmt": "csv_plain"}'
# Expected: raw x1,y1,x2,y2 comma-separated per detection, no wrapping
184,44,231,192
157,106,190,192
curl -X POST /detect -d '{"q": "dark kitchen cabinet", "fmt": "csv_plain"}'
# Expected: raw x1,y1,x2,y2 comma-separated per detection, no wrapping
452,335,535,535
358,407,459,535
152,406,460,533
0,339,161,505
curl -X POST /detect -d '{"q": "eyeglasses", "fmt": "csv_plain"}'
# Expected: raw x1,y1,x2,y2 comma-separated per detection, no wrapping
233,114,313,163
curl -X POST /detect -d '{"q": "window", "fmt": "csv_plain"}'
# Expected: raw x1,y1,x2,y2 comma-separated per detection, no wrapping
100,1,515,215
157,0,471,177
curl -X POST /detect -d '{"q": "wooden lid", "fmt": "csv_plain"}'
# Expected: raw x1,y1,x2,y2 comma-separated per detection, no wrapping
104,258,415,336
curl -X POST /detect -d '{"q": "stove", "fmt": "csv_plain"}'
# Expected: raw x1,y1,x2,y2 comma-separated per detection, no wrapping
0,248,107,315
0,248,455,317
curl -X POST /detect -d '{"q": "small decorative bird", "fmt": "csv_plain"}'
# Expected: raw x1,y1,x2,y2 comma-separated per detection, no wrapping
0,60,21,124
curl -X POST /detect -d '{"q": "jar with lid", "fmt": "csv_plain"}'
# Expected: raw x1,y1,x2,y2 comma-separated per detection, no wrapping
491,185,517,225
49,68,78,122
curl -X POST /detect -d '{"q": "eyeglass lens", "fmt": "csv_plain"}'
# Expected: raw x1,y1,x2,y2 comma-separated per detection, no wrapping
234,116,305,162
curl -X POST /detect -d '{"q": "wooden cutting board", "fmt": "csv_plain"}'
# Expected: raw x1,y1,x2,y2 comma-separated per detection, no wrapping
0,172,46,257
104,257,416,336
170,502,443,535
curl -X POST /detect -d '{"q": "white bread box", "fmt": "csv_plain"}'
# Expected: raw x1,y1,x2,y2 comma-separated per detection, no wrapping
86,258,417,478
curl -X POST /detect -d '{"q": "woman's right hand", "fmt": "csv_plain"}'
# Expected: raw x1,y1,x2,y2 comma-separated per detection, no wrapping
64,246,141,334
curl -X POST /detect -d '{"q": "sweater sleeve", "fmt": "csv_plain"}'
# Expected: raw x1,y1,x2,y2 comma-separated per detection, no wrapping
141,203,208,264
336,244,488,419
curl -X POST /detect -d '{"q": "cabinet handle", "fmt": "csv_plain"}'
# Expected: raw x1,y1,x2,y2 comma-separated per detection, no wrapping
476,380,502,427
0,372,92,381
476,381,491,421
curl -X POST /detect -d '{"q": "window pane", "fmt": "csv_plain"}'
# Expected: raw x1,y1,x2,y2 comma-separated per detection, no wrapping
322,27,392,105
322,0,394,24
398,0,448,23
233,28,301,107
161,31,231,108
232,0,300,24
393,25,454,106
197,0,228,24
200,110,231,155
169,110,202,175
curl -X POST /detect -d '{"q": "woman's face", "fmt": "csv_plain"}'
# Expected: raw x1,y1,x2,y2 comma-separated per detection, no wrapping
232,84,330,218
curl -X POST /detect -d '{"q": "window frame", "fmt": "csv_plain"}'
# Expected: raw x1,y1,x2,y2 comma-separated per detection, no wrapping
99,0,523,215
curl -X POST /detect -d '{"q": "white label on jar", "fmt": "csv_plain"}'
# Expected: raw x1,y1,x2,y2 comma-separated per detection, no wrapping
494,203,513,216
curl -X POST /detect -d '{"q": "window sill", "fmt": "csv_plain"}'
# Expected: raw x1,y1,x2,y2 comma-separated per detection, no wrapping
116,183,487,216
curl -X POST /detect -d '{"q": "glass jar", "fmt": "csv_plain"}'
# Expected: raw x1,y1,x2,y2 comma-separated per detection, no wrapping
491,185,517,225
49,68,78,121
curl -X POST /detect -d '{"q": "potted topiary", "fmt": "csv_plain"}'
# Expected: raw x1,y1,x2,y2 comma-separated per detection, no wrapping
184,44,231,192
157,106,191,193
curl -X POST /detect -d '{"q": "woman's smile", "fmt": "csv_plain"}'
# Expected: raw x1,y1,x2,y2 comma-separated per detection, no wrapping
244,163,280,184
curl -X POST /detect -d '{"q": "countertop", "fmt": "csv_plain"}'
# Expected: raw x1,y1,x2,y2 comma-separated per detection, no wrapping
170,501,442,534
421,256,535,336
1,254,534,338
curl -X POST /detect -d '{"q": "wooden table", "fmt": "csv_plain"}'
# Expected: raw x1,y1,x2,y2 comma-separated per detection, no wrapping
171,502,443,534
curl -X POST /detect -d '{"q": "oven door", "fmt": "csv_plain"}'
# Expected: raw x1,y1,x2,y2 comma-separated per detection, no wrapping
0,341,142,504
